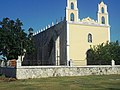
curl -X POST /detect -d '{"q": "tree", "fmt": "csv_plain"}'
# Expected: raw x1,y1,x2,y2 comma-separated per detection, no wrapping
87,41,120,65
26,27,35,55
0,18,35,60
109,41,120,65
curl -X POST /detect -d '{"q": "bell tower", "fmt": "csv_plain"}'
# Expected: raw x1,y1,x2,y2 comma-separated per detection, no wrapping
97,1,109,25
65,0,79,22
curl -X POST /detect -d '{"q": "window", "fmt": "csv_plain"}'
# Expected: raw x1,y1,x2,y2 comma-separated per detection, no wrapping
101,7,104,13
70,13,74,21
88,33,92,43
102,16,105,24
71,2,74,9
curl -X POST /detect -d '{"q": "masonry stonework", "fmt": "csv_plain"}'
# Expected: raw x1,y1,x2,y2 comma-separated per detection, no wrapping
15,66,120,79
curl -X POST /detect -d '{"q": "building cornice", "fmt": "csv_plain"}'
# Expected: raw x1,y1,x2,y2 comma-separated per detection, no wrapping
67,21,110,28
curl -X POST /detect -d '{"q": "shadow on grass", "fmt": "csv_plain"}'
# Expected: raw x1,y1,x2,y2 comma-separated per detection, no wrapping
107,88,120,90
0,75,17,82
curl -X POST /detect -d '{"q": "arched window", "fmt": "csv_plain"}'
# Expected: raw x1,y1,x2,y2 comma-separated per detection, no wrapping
101,7,104,13
88,33,92,43
70,13,74,21
101,16,105,24
71,2,74,9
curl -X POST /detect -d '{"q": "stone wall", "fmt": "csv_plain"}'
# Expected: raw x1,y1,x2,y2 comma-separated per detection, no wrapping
15,65,120,79
1,65,120,79
0,67,16,78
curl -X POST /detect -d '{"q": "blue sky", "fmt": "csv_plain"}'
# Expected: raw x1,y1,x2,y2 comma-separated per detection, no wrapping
0,0,120,42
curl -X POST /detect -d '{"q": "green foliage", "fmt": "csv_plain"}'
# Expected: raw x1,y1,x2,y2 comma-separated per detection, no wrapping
0,18,35,60
87,41,120,65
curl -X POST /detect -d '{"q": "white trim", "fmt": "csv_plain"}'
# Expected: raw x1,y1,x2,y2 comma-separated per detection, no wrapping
66,9,68,21
17,65,120,69
76,9,79,21
66,8,78,11
67,22,70,66
68,21,110,28
108,27,111,42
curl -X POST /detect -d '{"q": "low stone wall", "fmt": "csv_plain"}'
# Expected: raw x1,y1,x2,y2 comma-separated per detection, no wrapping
1,65,120,79
0,67,16,78
16,65,120,79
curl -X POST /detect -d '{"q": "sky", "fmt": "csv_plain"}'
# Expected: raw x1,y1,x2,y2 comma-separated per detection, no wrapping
0,0,120,42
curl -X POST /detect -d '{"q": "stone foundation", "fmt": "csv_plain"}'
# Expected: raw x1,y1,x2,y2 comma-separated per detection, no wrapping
16,66,120,79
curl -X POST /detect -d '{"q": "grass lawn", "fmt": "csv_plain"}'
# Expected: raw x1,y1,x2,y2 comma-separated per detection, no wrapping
0,75,120,90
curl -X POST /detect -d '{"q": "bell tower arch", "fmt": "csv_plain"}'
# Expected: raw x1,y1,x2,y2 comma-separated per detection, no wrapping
65,0,79,22
97,1,109,25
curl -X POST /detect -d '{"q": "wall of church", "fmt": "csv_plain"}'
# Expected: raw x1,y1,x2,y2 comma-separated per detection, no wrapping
23,27,56,66
59,21,68,65
22,21,68,66
34,27,56,65
68,22,110,66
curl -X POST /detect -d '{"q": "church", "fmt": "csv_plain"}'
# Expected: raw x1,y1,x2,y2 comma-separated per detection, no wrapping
23,0,110,66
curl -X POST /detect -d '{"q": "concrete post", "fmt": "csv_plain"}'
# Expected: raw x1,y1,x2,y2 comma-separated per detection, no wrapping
17,56,22,67
111,60,115,66
1,60,5,67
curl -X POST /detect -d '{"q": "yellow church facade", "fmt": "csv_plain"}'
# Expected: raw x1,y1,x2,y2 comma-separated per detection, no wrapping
66,0,110,66
23,0,110,66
